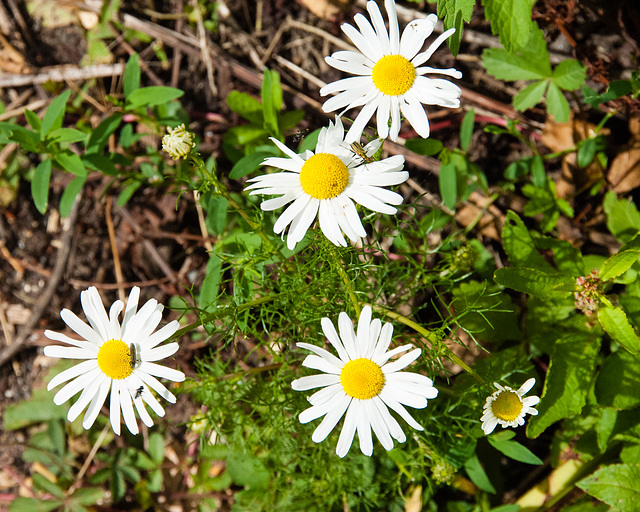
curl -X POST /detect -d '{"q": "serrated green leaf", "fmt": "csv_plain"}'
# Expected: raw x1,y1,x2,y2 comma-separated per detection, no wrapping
598,305,640,354
72,487,105,506
513,80,549,112
546,82,570,122
439,161,457,209
32,473,65,498
501,211,554,271
59,175,86,217
2,387,67,430
41,90,71,138
32,159,52,215
460,108,475,151
527,333,601,438
482,0,535,53
230,151,273,179
126,86,184,109
437,0,475,56
226,450,269,490
583,80,632,108
9,497,63,512
487,436,543,465
577,464,640,512
603,191,640,242
494,267,575,298
599,250,640,281
123,53,140,99
552,59,587,90
464,453,496,493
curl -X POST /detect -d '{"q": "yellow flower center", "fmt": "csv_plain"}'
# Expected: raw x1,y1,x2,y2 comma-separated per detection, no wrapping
340,358,385,400
371,55,416,96
491,390,523,422
97,339,134,380
299,153,350,200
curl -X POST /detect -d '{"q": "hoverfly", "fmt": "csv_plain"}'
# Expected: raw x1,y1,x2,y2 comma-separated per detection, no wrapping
134,386,144,399
349,141,374,164
293,128,309,143
129,343,141,370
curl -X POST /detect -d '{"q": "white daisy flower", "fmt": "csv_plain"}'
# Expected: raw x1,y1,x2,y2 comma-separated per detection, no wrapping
291,306,438,458
481,378,540,435
245,116,408,250
44,287,185,436
320,0,462,142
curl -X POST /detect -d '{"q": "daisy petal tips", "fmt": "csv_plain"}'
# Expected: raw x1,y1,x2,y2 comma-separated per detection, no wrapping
44,286,185,436
480,378,540,435
291,305,438,458
245,116,408,250
320,0,462,142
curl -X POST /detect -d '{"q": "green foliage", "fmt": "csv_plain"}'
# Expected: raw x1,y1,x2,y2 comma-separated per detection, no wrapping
482,23,586,122
436,0,475,56
577,464,640,511
486,431,542,465
482,0,536,53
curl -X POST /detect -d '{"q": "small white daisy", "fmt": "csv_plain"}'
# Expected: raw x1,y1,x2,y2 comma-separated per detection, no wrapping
246,116,408,250
292,306,438,458
481,378,540,435
320,0,462,142
44,287,185,436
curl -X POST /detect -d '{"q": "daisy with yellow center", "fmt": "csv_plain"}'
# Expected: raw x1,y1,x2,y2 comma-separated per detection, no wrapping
320,0,462,142
292,306,438,458
481,378,540,435
245,116,408,250
162,123,195,160
44,287,185,436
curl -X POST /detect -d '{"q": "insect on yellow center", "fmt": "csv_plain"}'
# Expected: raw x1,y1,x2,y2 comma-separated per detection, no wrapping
491,390,523,422
97,339,133,380
371,55,416,96
299,153,350,200
340,358,385,400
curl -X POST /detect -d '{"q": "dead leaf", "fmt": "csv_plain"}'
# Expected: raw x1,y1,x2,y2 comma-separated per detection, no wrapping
298,0,351,20
608,117,640,193
404,485,422,512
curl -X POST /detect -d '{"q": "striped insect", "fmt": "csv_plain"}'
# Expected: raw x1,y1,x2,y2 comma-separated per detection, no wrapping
134,386,144,399
130,343,141,370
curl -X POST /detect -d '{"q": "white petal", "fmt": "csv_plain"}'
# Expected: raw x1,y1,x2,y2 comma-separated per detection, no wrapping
356,400,374,456
379,388,424,430
143,342,180,362
44,330,98,353
53,367,102,405
138,362,185,383
119,382,139,435
381,348,421,373
82,377,111,430
81,287,110,342
411,28,457,67
121,286,140,333
366,399,393,451
109,380,122,436
292,373,341,391
338,311,358,361
136,369,179,402
48,360,99,390
67,375,103,422
141,320,180,350
518,378,536,396
372,323,394,362
373,396,405,442
301,354,342,375
336,399,359,458
318,200,347,247
356,306,373,359
59,309,103,345
307,383,344,407
311,393,351,443
321,318,350,362
296,342,344,370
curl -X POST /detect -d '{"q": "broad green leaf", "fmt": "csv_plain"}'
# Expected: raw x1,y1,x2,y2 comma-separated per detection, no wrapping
599,250,640,281
487,435,543,465
117,180,142,207
494,267,574,299
552,59,587,90
24,109,42,131
41,90,71,137
148,432,165,464
297,128,320,153
226,91,263,124
583,80,632,108
9,497,62,512
546,82,570,122
3,387,67,430
489,506,521,512
598,305,640,353
47,127,88,144
405,137,443,156
261,69,281,136
86,113,123,153
126,86,184,109
32,474,65,498
597,408,618,452
230,151,273,179
527,333,601,438
439,161,457,209
200,253,222,311
72,488,105,506
53,151,86,176
59,175,86,217
438,0,475,56
513,79,549,112
460,108,474,151
482,0,536,53
501,211,554,271
82,154,118,176
32,159,52,215
278,109,305,131
577,137,597,168
123,53,140,98
577,464,640,512
6,124,41,150
203,194,228,235
603,191,640,242
464,453,496,493
531,155,546,188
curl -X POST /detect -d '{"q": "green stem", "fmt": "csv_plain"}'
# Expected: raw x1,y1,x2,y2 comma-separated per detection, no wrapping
375,307,487,386
327,243,361,317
